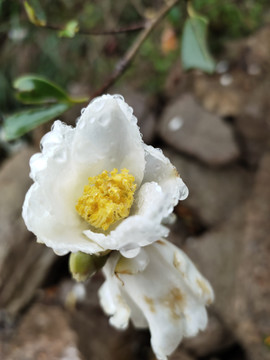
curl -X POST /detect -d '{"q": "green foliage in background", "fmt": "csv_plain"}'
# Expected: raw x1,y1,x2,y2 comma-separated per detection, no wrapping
0,0,269,140
193,0,270,49
4,75,88,140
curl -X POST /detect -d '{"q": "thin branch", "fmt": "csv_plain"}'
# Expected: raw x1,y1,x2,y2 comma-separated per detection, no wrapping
41,22,145,36
91,0,180,99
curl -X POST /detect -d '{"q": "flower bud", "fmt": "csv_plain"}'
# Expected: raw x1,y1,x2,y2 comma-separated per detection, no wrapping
69,251,108,282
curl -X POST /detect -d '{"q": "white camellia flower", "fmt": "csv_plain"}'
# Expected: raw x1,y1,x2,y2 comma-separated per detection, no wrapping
22,94,188,258
99,239,214,360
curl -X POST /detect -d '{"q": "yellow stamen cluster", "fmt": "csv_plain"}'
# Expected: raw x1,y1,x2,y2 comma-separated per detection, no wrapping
76,168,136,231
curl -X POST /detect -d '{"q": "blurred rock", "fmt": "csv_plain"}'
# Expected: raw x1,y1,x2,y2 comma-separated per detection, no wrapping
234,151,270,360
164,60,191,100
193,72,270,167
226,25,270,70
182,312,234,357
192,26,270,167
2,303,83,360
164,349,195,360
193,74,245,118
0,148,56,316
183,207,245,330
159,94,239,166
165,148,252,227
234,80,270,167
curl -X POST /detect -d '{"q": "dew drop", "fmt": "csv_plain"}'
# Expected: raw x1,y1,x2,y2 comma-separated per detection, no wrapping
54,150,67,163
179,184,189,201
54,248,69,256
99,116,110,127
93,100,105,113
168,116,183,131
80,107,85,115
77,120,85,129
113,94,124,101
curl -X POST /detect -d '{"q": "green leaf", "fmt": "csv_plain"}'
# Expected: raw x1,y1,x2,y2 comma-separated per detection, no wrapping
23,0,46,27
14,75,71,104
14,75,88,105
181,16,215,73
58,20,79,38
3,103,70,140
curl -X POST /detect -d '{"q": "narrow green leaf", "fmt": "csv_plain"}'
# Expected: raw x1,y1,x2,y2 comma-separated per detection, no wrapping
58,20,79,38
181,16,215,73
14,75,71,104
23,0,46,27
4,103,70,140
14,75,89,105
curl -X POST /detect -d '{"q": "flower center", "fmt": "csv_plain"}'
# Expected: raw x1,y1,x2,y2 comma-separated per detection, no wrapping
75,168,136,231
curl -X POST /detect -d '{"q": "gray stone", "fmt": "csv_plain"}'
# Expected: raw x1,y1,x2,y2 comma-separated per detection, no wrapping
2,303,83,360
234,151,270,360
193,74,244,118
183,207,245,329
165,148,253,227
159,94,240,166
182,312,234,357
0,148,56,316
183,168,270,360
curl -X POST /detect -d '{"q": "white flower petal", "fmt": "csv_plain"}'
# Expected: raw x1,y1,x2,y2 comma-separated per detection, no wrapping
143,145,188,219
99,252,130,329
72,94,145,187
99,240,213,360
84,214,169,256
83,181,170,255
23,95,189,257
115,248,149,274
23,95,147,255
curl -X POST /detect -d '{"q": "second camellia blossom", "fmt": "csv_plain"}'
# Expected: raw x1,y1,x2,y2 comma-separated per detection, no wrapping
22,94,213,360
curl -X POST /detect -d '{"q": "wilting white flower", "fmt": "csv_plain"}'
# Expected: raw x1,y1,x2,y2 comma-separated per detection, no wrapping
99,239,214,360
23,94,188,257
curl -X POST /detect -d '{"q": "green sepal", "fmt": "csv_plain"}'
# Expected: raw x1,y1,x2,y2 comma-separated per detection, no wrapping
69,251,109,282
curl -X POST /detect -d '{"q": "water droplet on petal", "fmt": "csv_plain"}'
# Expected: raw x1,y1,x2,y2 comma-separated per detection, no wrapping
54,151,67,163
81,107,85,115
99,116,110,127
77,120,85,129
113,94,124,101
54,248,69,256
93,100,105,113
179,183,189,200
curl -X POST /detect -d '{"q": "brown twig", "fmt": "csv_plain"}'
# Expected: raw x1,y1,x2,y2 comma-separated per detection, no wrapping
91,0,180,99
43,23,146,36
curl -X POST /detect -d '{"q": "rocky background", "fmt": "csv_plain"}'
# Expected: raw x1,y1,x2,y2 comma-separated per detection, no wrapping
1,11,270,360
